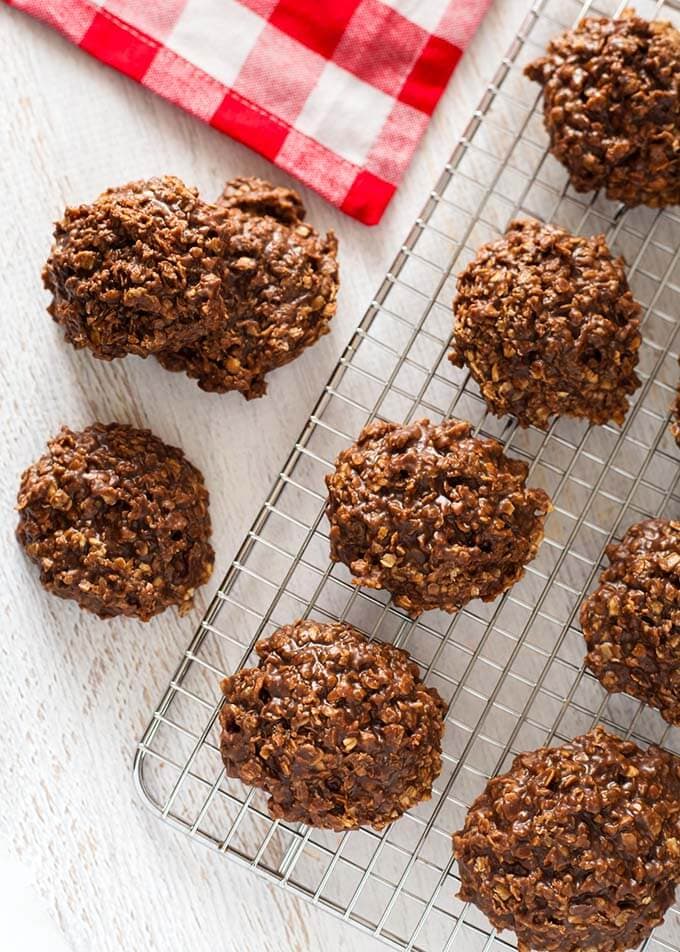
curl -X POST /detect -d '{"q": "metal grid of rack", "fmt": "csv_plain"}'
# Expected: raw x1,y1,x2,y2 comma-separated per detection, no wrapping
134,0,680,948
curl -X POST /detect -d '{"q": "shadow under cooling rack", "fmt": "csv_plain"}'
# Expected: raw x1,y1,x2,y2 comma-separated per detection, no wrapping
134,0,680,949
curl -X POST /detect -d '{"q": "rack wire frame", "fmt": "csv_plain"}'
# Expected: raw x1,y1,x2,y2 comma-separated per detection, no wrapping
134,0,680,948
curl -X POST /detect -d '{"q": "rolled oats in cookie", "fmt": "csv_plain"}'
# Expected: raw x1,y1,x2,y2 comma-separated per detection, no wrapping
218,176,306,223
449,219,642,429
580,519,680,725
453,727,680,952
156,177,339,399
219,619,446,830
43,176,229,359
325,418,551,618
16,423,214,620
525,10,680,209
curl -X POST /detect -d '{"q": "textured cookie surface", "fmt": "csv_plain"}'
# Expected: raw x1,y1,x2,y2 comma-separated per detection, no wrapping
525,11,680,208
43,176,228,359
449,219,642,429
219,619,446,830
157,177,339,399
453,727,680,952
581,518,680,725
325,418,551,616
16,423,214,620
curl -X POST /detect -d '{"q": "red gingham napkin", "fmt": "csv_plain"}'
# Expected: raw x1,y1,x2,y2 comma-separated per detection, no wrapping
5,0,491,224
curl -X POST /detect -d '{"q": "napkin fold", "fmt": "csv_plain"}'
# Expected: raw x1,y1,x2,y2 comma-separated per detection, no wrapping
5,0,491,223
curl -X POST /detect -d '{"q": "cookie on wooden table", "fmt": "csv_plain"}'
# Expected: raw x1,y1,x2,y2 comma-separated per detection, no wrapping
43,176,229,359
16,422,214,620
157,177,339,399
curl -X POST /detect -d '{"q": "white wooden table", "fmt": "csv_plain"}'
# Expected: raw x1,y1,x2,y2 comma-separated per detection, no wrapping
0,4,528,950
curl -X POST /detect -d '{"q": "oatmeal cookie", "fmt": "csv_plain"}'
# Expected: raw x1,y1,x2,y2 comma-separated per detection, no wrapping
580,519,680,725
325,418,551,617
43,176,229,359
449,219,642,429
219,619,446,830
157,177,339,398
453,726,680,952
525,11,680,208
16,423,214,620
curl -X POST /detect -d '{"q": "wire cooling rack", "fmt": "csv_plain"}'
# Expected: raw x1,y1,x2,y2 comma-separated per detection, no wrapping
134,0,680,948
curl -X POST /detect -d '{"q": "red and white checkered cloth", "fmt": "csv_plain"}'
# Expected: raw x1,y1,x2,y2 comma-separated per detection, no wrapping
5,0,490,224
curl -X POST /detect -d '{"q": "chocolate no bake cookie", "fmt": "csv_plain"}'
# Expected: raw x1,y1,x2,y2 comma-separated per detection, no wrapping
453,727,680,952
219,619,446,830
156,177,339,399
43,175,339,395
16,423,213,620
43,176,229,359
580,519,680,725
325,418,551,617
526,11,680,208
449,219,642,429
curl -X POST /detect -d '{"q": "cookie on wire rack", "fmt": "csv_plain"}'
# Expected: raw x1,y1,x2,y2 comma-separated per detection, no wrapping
449,219,642,429
453,726,680,952
218,619,446,830
16,422,214,620
580,518,680,726
525,10,680,209
325,417,551,617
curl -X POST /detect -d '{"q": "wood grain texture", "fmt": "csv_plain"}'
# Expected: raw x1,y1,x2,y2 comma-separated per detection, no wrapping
0,4,527,950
